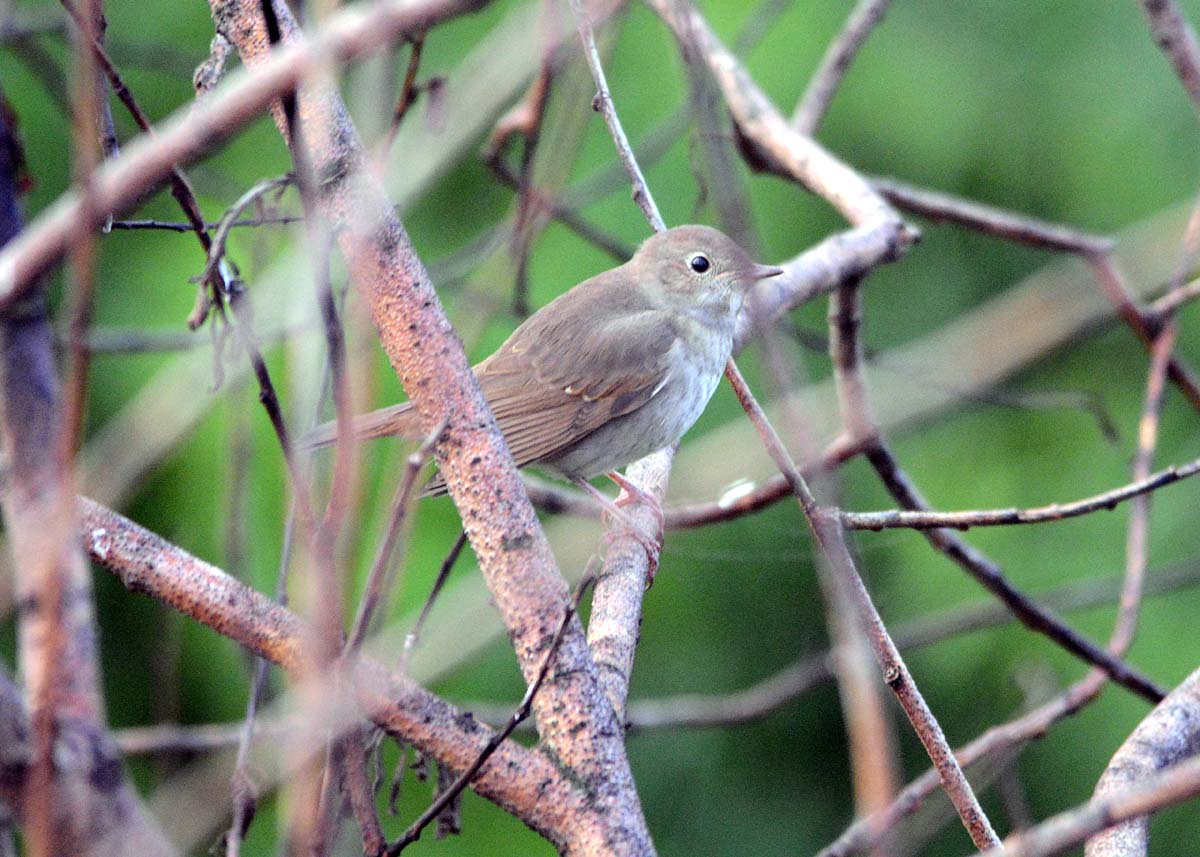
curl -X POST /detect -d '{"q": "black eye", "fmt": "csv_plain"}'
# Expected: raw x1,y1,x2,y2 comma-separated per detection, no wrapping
689,254,711,273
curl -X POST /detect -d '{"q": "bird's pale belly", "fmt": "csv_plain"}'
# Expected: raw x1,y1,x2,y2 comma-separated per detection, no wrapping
545,334,729,479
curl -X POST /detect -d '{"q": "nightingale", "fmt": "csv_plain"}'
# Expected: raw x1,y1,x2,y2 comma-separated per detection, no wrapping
305,224,781,536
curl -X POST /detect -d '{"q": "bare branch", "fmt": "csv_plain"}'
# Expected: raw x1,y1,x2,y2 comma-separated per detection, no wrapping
619,560,1200,732
388,563,597,854
977,756,1200,857
79,497,619,852
1136,0,1200,116
1086,665,1200,856
1088,253,1200,413
869,174,1113,255
842,455,1200,530
723,358,1000,851
568,0,665,232
791,0,893,135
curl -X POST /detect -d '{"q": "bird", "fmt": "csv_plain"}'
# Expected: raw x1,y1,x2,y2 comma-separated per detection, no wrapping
305,224,782,571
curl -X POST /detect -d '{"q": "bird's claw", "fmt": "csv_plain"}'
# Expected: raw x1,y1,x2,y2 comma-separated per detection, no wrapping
607,471,666,543
577,474,664,587
601,521,661,587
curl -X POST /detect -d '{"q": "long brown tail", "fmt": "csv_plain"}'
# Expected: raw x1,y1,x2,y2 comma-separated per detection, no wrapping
299,401,423,449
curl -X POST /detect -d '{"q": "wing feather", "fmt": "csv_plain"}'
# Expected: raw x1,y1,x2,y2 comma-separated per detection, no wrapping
476,272,679,470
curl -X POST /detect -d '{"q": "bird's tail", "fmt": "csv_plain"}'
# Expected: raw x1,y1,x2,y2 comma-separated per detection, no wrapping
299,401,423,450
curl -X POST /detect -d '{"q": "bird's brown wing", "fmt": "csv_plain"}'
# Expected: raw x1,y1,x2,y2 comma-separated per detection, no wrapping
478,302,680,471
305,268,681,491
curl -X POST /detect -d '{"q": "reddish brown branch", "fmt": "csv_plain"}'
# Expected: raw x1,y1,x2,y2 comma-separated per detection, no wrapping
79,497,621,852
842,455,1200,530
723,358,1000,852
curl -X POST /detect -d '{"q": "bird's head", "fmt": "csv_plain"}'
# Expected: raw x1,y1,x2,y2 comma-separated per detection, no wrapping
633,224,783,319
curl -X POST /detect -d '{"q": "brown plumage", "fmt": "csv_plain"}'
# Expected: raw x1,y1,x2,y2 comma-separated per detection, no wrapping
303,225,782,492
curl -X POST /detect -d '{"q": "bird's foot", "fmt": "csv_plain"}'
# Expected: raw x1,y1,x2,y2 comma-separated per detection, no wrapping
575,477,662,587
602,524,661,586
606,471,666,543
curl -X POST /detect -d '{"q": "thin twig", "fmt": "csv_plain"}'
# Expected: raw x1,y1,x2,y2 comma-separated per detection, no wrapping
378,33,425,162
346,419,448,654
827,255,1164,701
226,498,298,857
1147,273,1200,317
723,357,1000,851
791,0,893,135
487,158,633,261
1087,252,1200,413
978,755,1200,857
614,559,1200,732
869,174,1113,255
399,529,469,676
865,443,1164,704
568,0,665,232
821,243,1185,857
841,455,1200,530
195,175,294,318
109,214,302,231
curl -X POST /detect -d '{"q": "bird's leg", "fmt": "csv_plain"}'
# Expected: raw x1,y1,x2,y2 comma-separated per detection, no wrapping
573,477,662,585
606,470,665,542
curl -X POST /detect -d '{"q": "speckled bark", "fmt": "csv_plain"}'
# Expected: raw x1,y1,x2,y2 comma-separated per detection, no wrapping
80,497,623,852
204,0,652,851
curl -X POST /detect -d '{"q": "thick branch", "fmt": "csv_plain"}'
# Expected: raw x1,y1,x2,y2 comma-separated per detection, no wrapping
208,0,648,848
1086,657,1200,854
0,99,173,857
79,497,615,853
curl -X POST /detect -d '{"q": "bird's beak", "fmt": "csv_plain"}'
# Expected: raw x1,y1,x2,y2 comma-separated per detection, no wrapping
752,264,785,280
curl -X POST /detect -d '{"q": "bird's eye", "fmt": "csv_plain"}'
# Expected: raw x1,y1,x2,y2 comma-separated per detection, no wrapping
689,254,711,274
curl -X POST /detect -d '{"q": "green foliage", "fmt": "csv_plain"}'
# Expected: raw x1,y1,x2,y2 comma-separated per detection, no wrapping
4,0,1200,853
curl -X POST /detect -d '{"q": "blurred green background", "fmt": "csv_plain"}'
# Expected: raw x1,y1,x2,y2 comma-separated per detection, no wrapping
4,0,1200,853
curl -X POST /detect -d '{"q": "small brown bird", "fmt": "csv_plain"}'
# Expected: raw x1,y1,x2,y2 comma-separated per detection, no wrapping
306,224,781,537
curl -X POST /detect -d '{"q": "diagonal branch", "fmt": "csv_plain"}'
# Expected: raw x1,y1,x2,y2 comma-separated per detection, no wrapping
1086,665,1200,856
207,0,650,849
841,455,1200,530
79,497,615,853
1136,0,1200,116
791,0,893,135
723,358,1000,851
